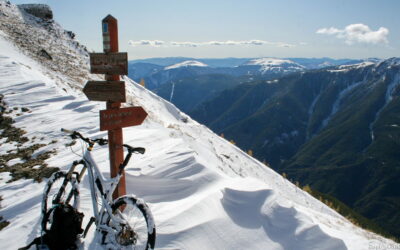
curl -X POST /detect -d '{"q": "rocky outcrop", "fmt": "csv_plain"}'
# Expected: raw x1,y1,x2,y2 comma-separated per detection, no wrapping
18,4,53,20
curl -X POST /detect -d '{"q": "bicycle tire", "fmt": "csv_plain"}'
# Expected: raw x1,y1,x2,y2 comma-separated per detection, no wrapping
41,171,80,231
102,195,156,250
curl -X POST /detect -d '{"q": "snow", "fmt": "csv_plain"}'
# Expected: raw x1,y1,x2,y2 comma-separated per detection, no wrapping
0,2,398,250
321,80,365,130
243,58,305,74
369,73,400,141
169,81,175,102
339,61,375,69
245,58,297,66
328,61,376,73
164,60,208,70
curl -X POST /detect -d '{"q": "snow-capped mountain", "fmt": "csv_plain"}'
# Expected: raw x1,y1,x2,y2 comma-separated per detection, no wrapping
0,1,397,249
241,58,306,74
128,57,379,91
164,60,208,70
131,58,305,89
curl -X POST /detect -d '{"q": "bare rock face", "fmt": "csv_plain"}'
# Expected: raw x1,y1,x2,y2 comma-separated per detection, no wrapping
18,4,53,20
0,1,95,89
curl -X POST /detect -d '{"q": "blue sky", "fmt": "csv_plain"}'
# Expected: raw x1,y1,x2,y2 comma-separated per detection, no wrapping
11,0,400,60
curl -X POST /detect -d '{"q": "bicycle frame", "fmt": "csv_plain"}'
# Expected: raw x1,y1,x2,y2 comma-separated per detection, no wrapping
78,146,129,235
83,148,117,217
59,129,146,239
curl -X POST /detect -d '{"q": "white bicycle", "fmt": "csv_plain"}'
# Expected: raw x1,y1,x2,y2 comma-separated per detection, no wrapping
41,129,156,249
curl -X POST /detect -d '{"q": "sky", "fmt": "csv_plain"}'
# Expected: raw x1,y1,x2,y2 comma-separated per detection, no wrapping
10,0,400,60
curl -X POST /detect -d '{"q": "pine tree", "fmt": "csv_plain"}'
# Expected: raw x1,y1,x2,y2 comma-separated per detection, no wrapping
139,78,145,88
302,184,312,193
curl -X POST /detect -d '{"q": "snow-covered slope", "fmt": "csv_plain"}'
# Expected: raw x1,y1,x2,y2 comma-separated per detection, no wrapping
0,2,397,250
242,58,305,74
164,60,208,70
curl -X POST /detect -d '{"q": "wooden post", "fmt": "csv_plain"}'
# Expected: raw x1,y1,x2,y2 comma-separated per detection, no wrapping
86,15,146,199
102,15,126,199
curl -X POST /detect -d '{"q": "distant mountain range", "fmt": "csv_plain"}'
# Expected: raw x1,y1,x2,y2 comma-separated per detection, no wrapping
128,57,379,90
130,56,376,68
130,57,252,67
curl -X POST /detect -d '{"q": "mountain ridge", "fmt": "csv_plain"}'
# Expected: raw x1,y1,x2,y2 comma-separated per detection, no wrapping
130,57,375,69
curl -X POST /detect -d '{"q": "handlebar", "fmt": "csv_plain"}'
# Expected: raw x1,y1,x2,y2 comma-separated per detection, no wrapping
61,128,108,146
61,129,145,153
61,128,145,174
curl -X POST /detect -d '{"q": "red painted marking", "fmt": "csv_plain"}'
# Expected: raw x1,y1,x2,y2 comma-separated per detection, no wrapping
99,107,148,131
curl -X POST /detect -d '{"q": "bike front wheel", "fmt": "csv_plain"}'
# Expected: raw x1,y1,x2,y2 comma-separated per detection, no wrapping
103,195,156,250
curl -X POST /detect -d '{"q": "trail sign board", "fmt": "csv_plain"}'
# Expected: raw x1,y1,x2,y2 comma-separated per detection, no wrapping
100,107,148,131
83,81,126,102
90,52,128,75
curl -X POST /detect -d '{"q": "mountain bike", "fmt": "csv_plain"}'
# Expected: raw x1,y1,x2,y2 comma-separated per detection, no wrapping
41,129,156,250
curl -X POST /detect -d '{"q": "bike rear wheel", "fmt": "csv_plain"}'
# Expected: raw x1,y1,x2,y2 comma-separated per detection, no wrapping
41,171,79,231
103,195,156,250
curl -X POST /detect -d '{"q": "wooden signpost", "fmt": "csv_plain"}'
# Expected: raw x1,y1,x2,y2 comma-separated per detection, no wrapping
83,15,147,199
100,107,147,131
83,81,126,102
89,52,128,75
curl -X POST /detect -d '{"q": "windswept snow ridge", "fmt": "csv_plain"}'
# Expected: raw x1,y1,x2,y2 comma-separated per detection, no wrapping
0,2,397,250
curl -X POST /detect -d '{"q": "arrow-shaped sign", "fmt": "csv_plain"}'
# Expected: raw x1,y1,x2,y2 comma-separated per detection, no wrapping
83,81,126,102
100,106,148,131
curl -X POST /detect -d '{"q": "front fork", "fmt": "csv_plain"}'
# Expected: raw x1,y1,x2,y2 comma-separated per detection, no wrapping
97,195,128,244
98,196,138,247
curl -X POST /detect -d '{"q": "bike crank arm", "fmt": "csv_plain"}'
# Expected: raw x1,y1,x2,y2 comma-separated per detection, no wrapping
83,216,96,238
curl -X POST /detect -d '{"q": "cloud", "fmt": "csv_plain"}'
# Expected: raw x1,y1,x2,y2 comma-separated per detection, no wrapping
171,40,250,47
128,40,165,47
171,41,201,47
206,41,238,46
205,40,269,46
129,39,296,48
276,42,296,48
316,23,389,45
240,40,269,46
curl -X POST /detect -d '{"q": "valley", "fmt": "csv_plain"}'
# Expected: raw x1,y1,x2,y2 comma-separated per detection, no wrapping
130,56,400,240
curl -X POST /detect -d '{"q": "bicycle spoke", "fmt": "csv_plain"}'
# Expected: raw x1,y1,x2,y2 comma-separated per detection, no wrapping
101,196,155,249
